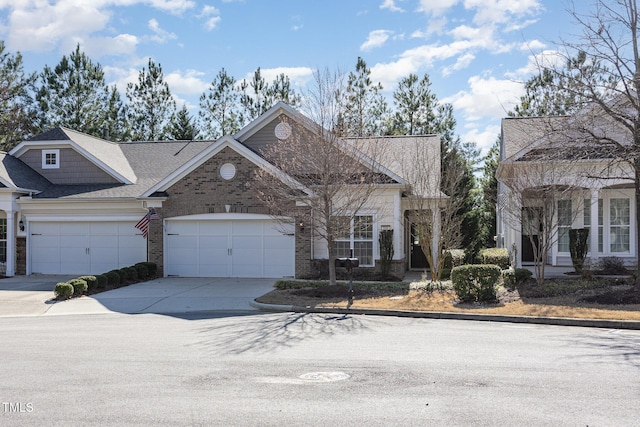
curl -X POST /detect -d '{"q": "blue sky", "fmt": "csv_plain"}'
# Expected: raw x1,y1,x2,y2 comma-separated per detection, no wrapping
0,0,579,154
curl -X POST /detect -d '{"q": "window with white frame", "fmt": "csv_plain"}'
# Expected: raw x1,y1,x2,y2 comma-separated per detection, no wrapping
610,198,630,252
557,199,572,253
583,198,604,253
42,149,60,169
333,215,374,266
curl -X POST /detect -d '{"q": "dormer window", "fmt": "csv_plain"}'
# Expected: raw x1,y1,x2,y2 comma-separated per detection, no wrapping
42,149,60,169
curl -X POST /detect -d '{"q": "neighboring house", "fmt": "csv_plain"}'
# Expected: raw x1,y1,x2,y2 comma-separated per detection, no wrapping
496,111,636,268
0,102,443,278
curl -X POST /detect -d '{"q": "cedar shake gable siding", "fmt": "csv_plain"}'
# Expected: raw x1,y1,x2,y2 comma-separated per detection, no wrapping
147,146,312,278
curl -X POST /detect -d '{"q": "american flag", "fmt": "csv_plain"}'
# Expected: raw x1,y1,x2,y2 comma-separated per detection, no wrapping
135,208,159,238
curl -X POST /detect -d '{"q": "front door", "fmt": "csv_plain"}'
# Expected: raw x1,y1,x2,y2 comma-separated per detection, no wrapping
409,224,429,270
521,207,542,263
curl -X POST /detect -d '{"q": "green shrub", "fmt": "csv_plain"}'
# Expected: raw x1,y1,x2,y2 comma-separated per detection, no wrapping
79,275,98,291
501,268,516,290
95,274,108,289
136,262,157,278
68,278,88,296
479,248,510,269
443,249,467,269
135,263,149,280
569,228,589,274
124,266,138,282
105,270,121,286
514,268,533,284
117,269,128,284
54,282,73,299
451,264,501,302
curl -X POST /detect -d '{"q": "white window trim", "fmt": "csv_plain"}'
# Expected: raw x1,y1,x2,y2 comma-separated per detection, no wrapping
332,212,377,267
42,149,60,169
561,190,635,257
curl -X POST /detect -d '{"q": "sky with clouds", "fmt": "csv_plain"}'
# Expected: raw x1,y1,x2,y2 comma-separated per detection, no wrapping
0,0,580,154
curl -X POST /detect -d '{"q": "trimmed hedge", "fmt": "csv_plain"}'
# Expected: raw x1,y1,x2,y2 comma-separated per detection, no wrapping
124,266,138,282
68,278,88,296
106,270,121,286
79,275,98,291
95,274,108,289
54,282,73,299
135,264,149,280
451,264,501,302
136,262,157,278
479,248,510,269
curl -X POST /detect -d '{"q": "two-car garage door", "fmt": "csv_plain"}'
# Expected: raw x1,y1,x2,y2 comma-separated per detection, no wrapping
30,221,146,275
165,218,294,278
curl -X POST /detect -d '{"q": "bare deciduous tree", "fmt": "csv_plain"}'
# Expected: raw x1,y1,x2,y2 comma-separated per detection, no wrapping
255,68,389,286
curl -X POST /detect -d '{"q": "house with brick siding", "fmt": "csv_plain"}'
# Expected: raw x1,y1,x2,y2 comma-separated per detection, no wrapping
0,102,442,278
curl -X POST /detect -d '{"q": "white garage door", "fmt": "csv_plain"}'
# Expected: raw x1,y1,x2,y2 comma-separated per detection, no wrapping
165,219,294,278
30,221,146,275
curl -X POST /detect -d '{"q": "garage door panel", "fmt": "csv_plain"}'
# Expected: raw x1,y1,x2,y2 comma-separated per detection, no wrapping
166,219,294,278
30,221,145,275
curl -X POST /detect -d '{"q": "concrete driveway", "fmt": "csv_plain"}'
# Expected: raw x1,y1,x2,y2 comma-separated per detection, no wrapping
0,276,277,317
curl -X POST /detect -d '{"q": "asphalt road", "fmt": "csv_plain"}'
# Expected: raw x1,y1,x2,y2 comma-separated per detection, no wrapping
1,312,639,426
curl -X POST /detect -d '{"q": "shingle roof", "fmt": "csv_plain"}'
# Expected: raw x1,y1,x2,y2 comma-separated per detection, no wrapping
31,140,214,199
0,152,51,192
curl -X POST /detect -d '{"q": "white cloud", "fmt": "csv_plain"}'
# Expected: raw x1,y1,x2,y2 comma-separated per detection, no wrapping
519,39,546,51
82,34,139,58
147,18,177,43
461,123,501,154
165,69,209,95
506,49,565,79
442,52,475,75
443,75,524,123
146,0,196,15
417,0,459,17
360,30,393,52
198,4,221,30
380,0,404,13
242,67,314,88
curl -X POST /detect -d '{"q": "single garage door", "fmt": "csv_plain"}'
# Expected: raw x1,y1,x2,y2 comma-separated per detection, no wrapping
165,219,294,278
30,221,146,275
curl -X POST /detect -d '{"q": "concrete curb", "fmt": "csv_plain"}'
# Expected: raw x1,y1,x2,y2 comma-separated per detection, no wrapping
250,300,640,330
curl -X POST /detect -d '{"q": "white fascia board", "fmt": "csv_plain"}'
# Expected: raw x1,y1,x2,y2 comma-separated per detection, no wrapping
142,136,315,198
10,140,134,185
233,102,307,142
166,213,294,221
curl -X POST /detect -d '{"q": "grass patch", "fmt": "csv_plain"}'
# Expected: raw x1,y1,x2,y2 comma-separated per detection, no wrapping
517,278,621,298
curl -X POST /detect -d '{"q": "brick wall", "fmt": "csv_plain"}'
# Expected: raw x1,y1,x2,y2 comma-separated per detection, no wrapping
148,146,312,278
16,236,25,275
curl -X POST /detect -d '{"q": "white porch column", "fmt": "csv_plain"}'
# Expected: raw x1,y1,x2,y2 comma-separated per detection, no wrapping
393,192,402,260
508,190,522,268
590,188,599,264
431,205,440,270
5,210,15,276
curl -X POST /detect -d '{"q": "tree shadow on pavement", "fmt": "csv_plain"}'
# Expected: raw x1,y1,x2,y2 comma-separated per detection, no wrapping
191,312,371,356
563,331,640,369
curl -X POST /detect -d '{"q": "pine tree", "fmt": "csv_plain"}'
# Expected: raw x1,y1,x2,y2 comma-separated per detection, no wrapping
36,44,110,136
239,67,268,123
167,104,198,140
199,68,241,139
0,41,37,151
342,57,388,137
391,73,438,135
126,58,176,141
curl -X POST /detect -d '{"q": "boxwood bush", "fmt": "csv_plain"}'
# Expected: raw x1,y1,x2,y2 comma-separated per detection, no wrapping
135,263,149,280
54,282,74,299
79,275,98,291
451,264,501,302
95,274,108,289
105,270,121,286
136,262,157,278
68,278,88,296
124,266,138,282
479,248,510,269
